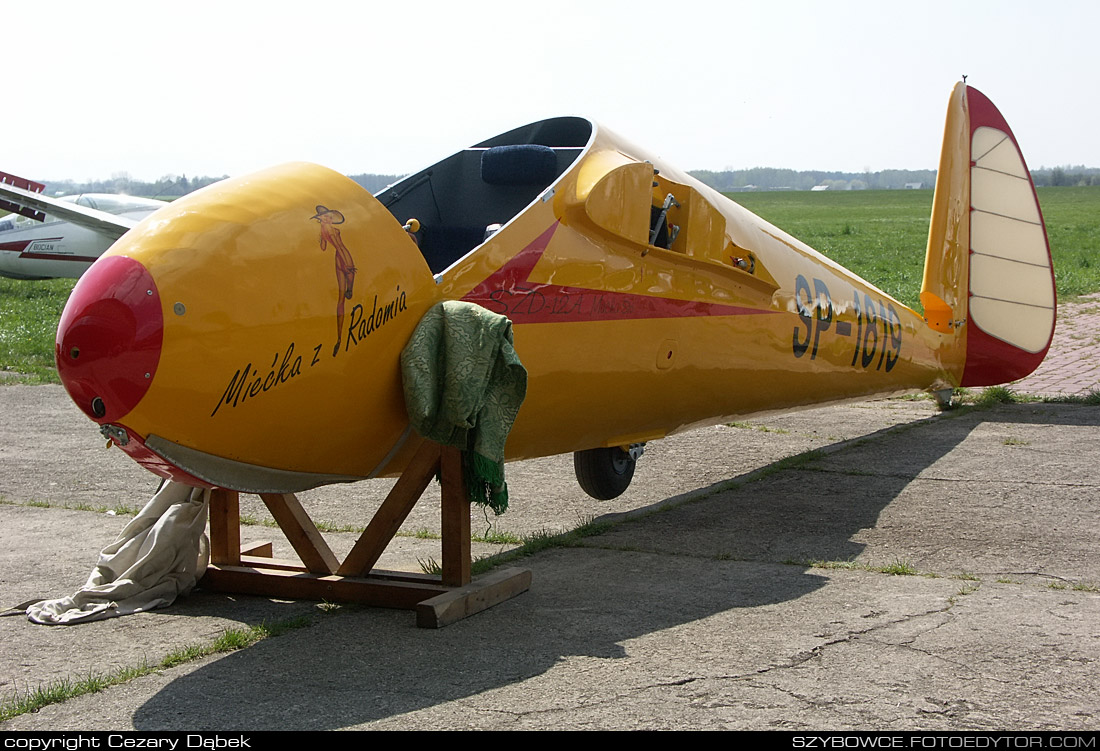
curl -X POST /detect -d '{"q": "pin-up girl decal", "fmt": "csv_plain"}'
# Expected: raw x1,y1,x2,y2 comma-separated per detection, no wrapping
311,205,357,356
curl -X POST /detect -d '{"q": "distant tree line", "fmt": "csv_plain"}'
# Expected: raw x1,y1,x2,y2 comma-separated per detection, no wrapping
347,173,405,193
1030,166,1100,187
40,172,405,200
688,168,938,192
40,166,1099,199
690,166,1100,191
41,173,228,199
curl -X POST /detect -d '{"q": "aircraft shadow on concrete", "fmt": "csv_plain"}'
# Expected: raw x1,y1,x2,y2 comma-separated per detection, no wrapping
971,401,1100,428
131,403,1090,729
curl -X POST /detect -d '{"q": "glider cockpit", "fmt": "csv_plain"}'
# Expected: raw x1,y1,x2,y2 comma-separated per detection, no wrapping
378,116,592,275
377,115,776,294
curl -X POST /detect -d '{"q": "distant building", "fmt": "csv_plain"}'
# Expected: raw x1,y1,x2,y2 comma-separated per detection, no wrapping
904,182,924,190
811,185,829,192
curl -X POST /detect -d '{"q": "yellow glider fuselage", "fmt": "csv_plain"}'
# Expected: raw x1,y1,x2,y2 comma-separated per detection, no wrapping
54,85,1053,493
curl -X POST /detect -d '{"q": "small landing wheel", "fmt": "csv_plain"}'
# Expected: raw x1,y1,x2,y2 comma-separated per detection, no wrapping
931,388,956,411
574,446,637,500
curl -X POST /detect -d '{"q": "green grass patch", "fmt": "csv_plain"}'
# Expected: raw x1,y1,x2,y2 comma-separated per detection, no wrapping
1040,580,1099,593
472,528,523,545
470,555,497,576
509,524,598,556
0,667,147,722
462,516,614,575
417,556,442,575
877,558,919,576
418,553,499,577
891,392,934,402
158,616,311,669
405,527,440,540
0,614,315,722
922,387,1099,419
943,386,1043,409
726,421,790,435
759,449,825,476
973,386,1020,406
312,520,364,534
2,497,139,516
0,277,75,383
1044,389,1100,405
240,514,362,535
797,556,924,577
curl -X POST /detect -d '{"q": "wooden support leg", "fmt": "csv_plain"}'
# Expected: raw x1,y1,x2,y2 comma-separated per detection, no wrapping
208,489,240,566
440,446,471,587
201,438,528,627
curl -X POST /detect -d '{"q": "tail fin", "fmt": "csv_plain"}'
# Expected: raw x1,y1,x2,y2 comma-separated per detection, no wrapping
920,83,1056,387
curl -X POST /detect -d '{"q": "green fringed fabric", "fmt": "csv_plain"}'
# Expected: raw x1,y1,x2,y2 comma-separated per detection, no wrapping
400,301,527,515
464,450,509,515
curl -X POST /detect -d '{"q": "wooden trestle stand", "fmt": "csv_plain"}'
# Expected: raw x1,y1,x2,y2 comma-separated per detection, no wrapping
201,440,531,628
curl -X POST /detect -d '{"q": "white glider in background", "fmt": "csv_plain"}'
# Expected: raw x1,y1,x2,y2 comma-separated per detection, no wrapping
0,171,165,280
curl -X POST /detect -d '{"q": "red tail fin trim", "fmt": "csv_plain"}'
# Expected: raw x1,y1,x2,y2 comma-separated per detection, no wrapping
960,87,1056,387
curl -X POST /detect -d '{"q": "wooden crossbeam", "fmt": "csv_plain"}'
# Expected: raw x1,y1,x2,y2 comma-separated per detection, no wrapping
204,565,452,609
337,441,442,577
201,438,528,627
258,492,339,574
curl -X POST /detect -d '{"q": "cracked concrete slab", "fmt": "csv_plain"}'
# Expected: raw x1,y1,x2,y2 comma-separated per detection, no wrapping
5,553,1096,731
1,385,1098,730
594,404,1100,582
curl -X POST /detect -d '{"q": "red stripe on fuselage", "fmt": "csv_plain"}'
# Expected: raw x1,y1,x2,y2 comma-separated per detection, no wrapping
0,238,97,262
18,252,100,262
461,222,770,324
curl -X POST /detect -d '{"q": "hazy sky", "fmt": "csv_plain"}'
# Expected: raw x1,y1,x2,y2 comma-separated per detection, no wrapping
7,0,1097,183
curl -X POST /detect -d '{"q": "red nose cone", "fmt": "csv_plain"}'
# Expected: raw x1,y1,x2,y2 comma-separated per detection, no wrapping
56,255,163,423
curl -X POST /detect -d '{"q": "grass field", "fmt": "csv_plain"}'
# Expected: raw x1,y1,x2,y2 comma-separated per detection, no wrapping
0,277,75,382
2,186,1098,383
728,186,1100,309
728,189,934,309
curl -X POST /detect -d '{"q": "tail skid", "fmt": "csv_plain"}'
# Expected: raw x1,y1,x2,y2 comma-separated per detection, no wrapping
921,83,1056,387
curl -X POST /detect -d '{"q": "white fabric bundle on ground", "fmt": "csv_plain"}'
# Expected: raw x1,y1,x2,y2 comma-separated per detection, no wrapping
27,481,209,625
